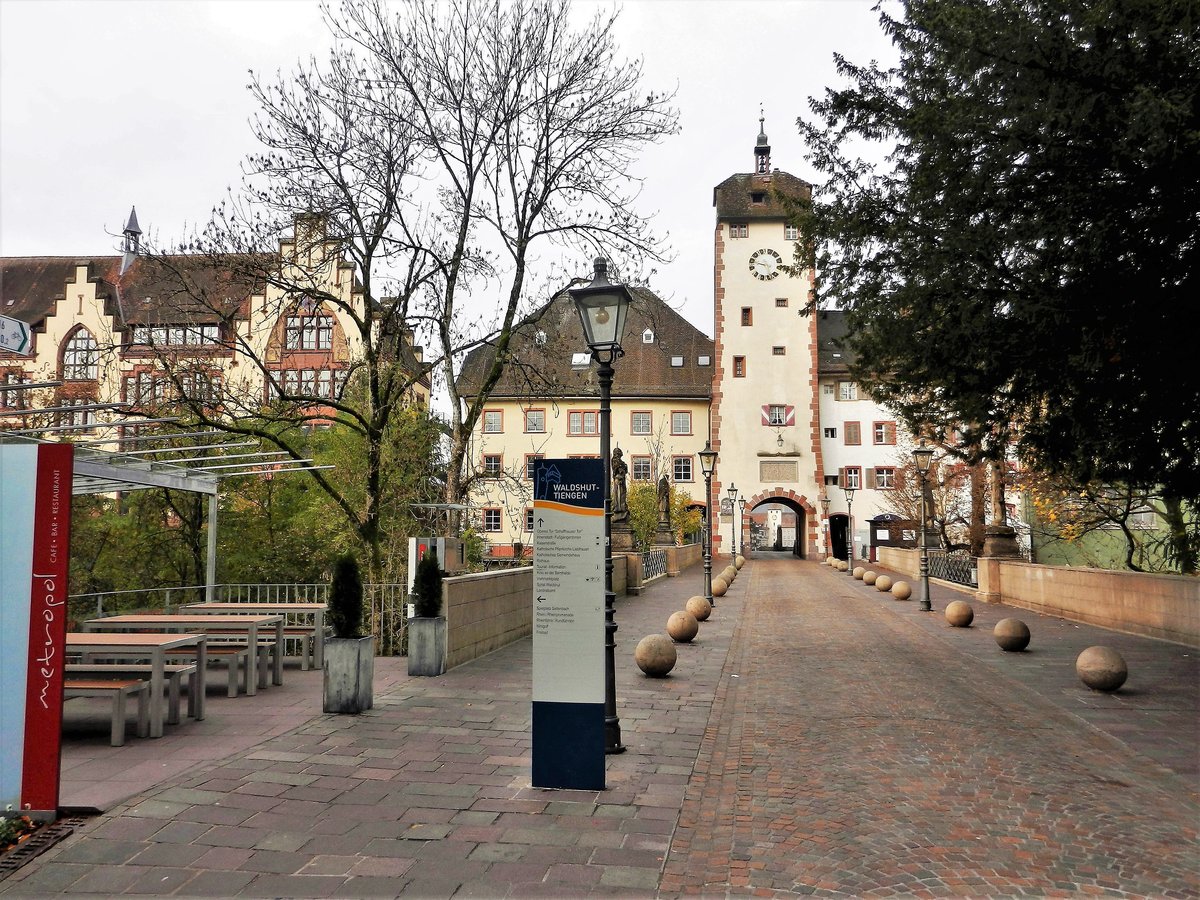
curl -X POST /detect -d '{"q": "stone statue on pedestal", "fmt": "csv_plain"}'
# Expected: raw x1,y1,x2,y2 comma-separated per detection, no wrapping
611,447,628,523
657,474,672,529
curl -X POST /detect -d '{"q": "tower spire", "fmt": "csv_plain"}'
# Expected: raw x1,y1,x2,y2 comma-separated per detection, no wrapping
754,109,771,175
120,206,142,275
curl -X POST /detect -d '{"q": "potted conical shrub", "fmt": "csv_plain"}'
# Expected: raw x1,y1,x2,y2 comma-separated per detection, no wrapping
408,549,446,676
323,553,374,713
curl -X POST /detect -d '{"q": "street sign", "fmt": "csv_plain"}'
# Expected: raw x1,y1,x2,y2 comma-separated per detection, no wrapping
0,314,32,355
531,458,605,790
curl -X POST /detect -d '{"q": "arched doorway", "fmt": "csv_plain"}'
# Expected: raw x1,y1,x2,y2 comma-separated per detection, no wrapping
742,490,820,559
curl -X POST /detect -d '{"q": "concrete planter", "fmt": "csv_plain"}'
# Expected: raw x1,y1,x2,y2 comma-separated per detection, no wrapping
408,616,447,676
323,636,375,714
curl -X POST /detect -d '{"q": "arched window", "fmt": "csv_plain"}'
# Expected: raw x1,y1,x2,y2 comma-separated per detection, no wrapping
62,328,99,380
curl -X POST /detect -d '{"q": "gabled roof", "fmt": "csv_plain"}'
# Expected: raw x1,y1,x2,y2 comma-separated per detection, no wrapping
0,257,119,323
457,285,714,401
116,255,262,325
0,254,265,330
713,170,811,220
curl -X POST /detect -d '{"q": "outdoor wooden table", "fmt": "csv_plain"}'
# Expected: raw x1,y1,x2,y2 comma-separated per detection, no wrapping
182,602,329,668
82,614,285,692
64,632,208,738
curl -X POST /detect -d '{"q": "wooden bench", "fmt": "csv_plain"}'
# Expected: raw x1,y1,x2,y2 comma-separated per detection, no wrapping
62,678,149,747
206,626,317,670
168,644,253,697
65,663,198,725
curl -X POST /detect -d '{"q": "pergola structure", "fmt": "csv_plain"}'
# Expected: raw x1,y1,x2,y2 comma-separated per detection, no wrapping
1,389,331,600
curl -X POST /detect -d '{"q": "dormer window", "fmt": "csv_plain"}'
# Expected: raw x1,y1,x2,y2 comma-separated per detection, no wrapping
642,328,654,344
751,192,766,205
698,355,711,366
534,330,547,346
670,356,684,367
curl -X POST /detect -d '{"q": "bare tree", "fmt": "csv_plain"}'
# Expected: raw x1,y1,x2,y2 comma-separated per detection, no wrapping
135,0,674,576
332,0,678,516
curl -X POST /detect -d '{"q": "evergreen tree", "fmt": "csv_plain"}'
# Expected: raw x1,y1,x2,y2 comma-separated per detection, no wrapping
793,0,1199,568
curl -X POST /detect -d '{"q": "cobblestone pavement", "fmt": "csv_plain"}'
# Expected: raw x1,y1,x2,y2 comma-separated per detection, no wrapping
659,558,1199,898
3,556,1197,898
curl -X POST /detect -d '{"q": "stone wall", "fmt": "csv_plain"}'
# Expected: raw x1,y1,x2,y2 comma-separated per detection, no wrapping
877,547,1199,648
443,567,533,670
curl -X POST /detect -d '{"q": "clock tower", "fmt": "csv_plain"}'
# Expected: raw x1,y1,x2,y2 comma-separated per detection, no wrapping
710,119,825,558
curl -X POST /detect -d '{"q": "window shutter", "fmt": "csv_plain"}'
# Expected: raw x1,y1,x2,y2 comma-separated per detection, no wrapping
785,406,795,426
865,468,875,488
838,466,847,488
761,405,771,425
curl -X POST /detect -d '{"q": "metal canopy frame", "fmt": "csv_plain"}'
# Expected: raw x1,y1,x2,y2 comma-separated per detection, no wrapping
0,425,335,600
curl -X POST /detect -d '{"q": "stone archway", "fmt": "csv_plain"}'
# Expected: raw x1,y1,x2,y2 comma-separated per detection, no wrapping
743,489,821,559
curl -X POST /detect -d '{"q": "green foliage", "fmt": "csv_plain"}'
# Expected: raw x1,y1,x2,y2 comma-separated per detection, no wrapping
0,814,38,851
793,0,1200,554
460,526,486,572
328,553,365,638
68,406,443,603
412,549,444,618
626,483,701,550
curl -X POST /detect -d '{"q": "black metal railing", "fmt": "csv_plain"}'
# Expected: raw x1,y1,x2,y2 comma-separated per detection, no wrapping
642,549,668,582
926,550,978,587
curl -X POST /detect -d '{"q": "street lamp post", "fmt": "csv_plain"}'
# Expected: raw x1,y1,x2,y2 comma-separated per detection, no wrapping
737,495,746,557
913,439,935,612
726,484,737,559
843,483,856,573
819,494,831,558
570,257,632,755
699,442,717,606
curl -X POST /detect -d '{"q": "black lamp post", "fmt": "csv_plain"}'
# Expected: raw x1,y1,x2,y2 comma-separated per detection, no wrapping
819,494,831,558
913,439,935,611
698,441,717,606
843,483,856,572
737,495,746,557
726,483,737,559
570,257,632,755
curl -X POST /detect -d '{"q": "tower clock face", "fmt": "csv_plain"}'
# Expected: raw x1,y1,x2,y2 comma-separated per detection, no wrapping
749,248,782,280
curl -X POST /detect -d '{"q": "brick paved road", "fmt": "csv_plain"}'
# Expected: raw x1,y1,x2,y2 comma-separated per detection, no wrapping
3,556,1196,898
660,558,1199,898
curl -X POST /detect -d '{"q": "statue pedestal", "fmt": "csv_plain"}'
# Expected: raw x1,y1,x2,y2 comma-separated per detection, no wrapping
654,527,675,546
982,525,1021,558
611,522,635,552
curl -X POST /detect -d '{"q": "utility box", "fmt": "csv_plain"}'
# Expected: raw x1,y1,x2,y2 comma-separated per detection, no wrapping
407,537,466,593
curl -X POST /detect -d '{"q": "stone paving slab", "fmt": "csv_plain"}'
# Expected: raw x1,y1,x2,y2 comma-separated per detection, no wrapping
3,555,1197,898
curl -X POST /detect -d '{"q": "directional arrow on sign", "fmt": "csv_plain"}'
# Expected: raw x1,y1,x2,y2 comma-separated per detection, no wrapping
0,315,32,355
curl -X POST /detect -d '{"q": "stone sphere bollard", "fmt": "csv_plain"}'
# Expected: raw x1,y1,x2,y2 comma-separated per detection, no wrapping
635,634,677,677
724,565,737,581
825,556,834,566
891,581,912,601
945,600,974,627
838,560,849,572
1076,646,1128,692
686,595,712,622
853,566,866,580
735,555,745,569
994,618,1031,652
874,575,893,592
667,610,699,643
863,571,878,585
712,577,728,597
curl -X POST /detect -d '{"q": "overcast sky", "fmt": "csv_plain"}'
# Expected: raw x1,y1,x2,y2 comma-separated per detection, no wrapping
0,0,896,335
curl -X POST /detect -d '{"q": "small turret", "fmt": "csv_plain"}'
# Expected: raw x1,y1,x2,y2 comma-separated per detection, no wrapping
754,111,771,175
120,206,142,274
